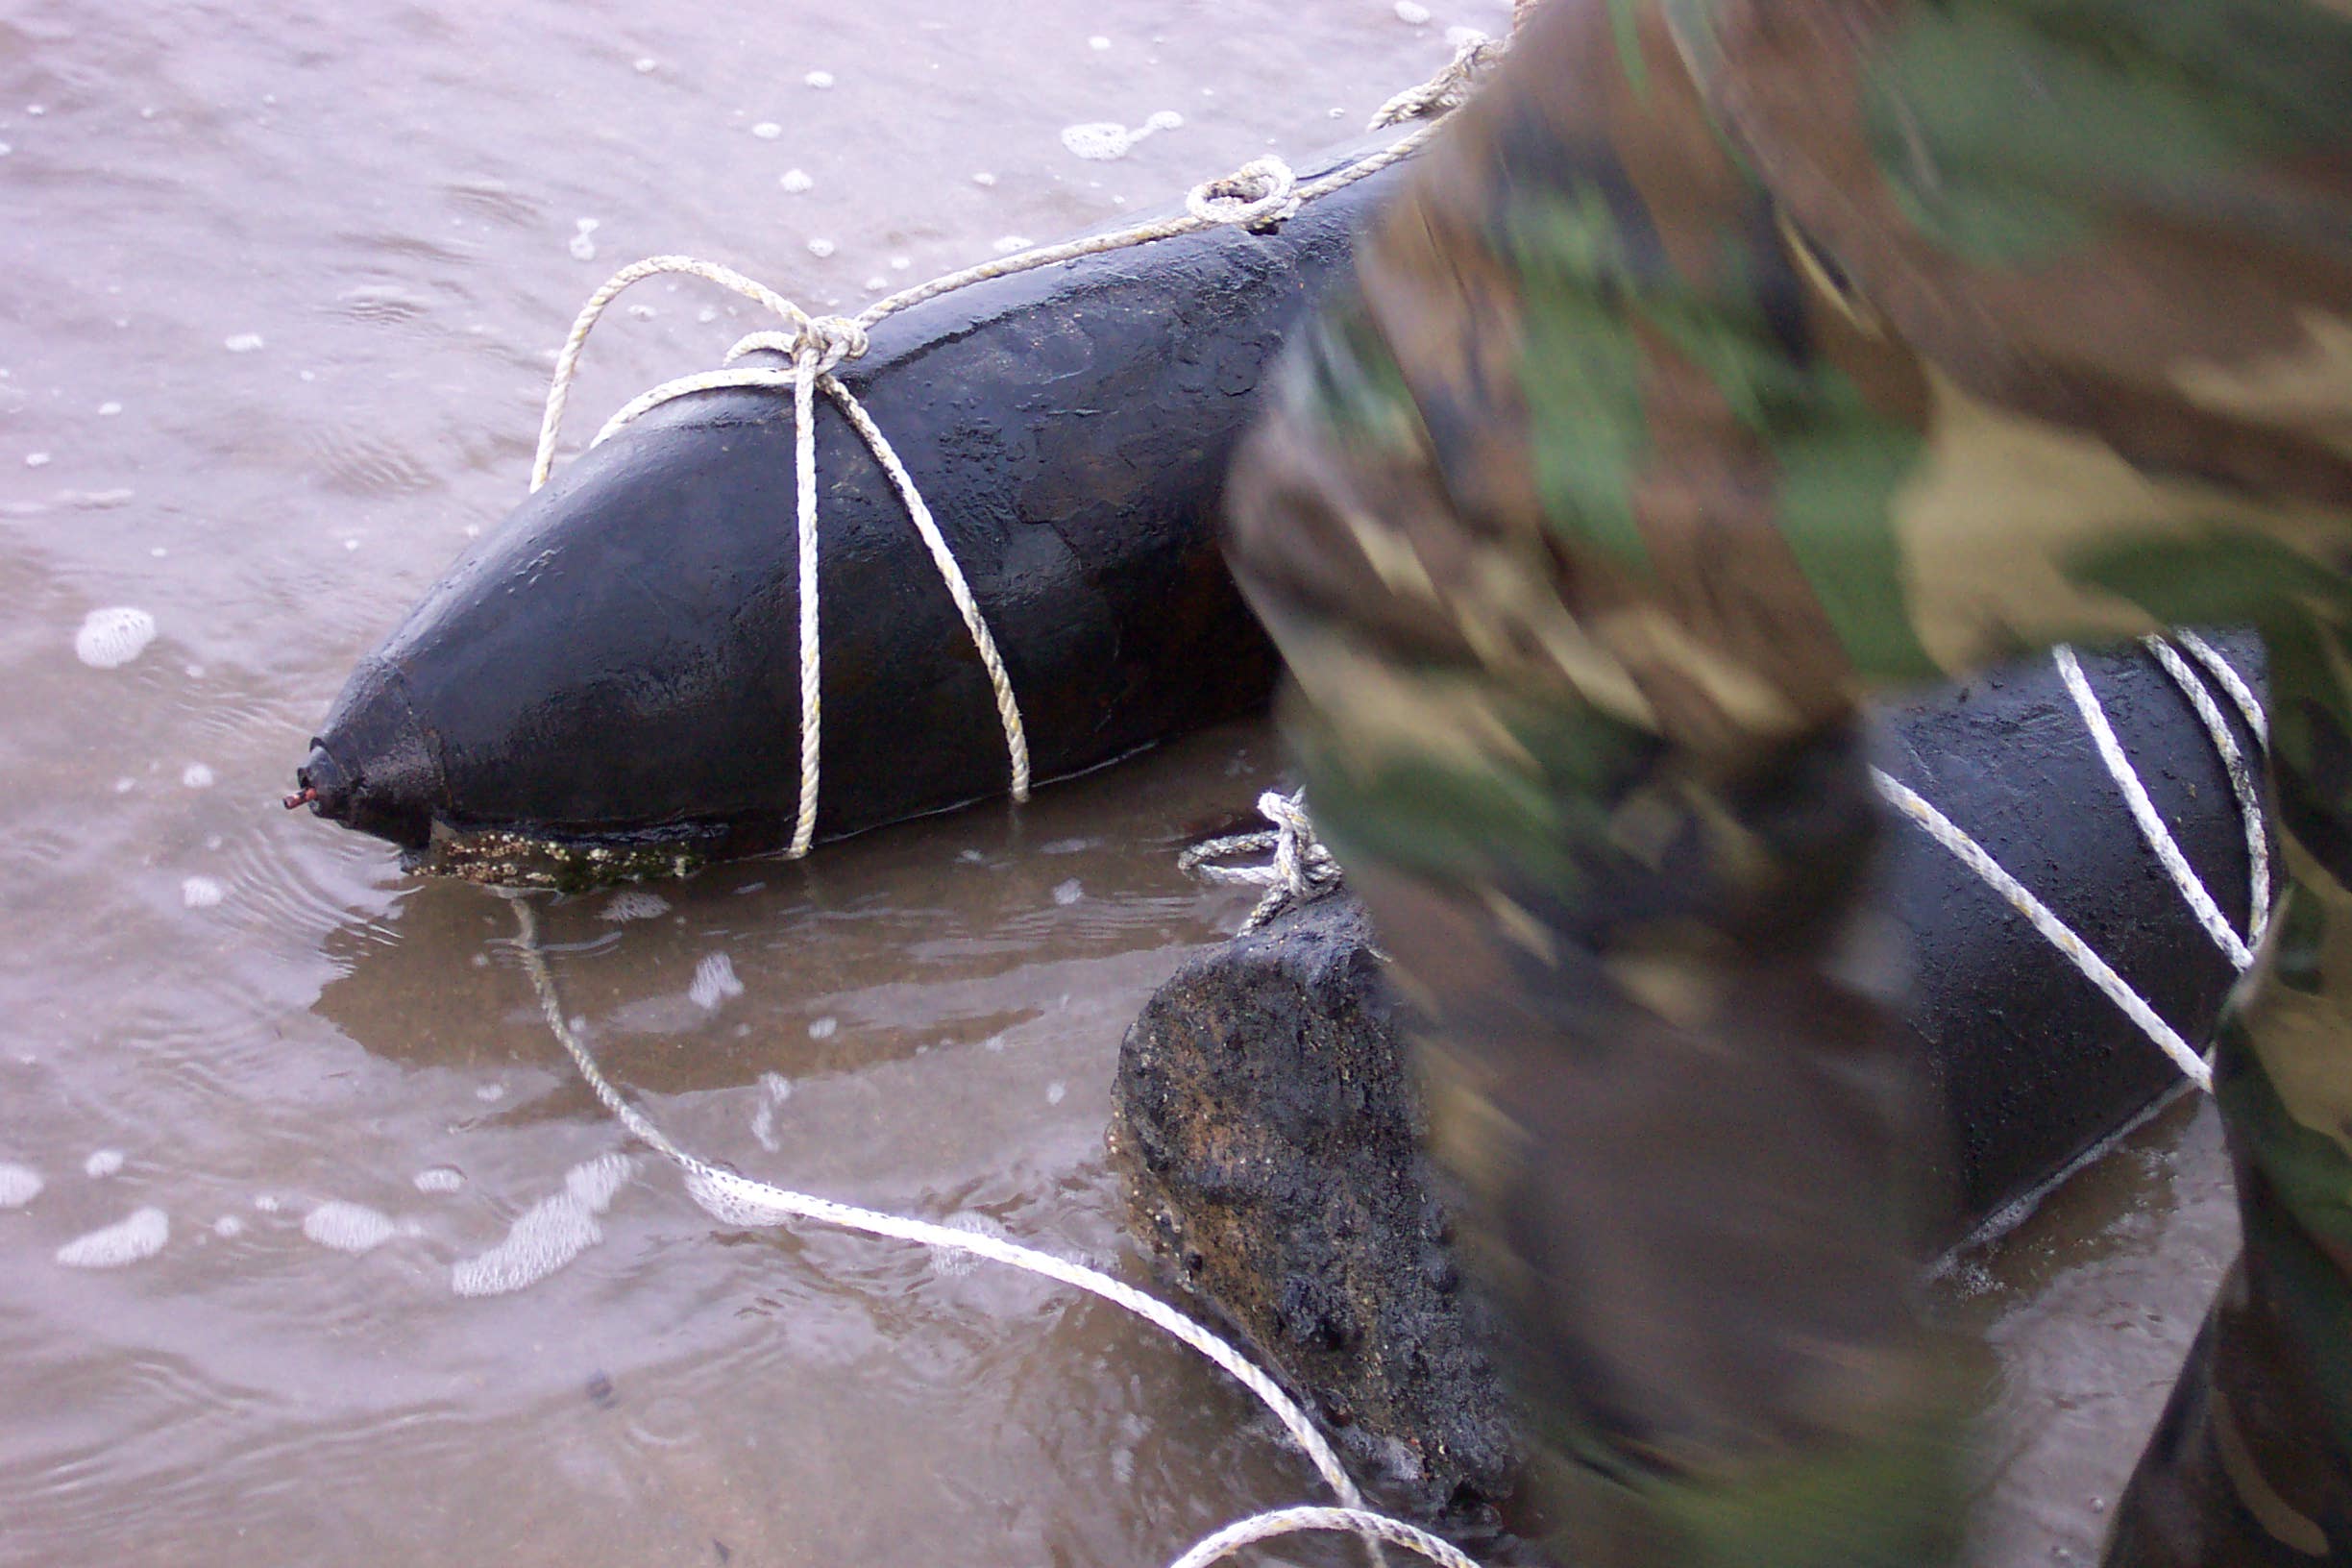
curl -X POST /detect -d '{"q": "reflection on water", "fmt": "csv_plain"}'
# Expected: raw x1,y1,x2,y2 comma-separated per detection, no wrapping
0,0,2232,1563
1946,1097,2238,1568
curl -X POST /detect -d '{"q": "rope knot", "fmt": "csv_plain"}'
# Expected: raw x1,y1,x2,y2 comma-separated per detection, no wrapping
1186,158,1301,232
727,315,870,376
1178,789,1343,932
800,314,870,373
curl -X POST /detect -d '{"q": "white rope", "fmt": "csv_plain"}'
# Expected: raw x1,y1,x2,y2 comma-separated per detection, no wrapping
521,35,1504,857
1870,769,2215,1091
2143,637,2270,953
1178,789,1343,932
1868,637,2287,1095
1368,34,1505,129
504,894,1413,1568
1164,1507,1478,1568
2175,629,2269,749
2054,645,2254,971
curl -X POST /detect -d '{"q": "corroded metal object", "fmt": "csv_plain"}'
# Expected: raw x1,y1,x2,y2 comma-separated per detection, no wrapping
292,135,1422,886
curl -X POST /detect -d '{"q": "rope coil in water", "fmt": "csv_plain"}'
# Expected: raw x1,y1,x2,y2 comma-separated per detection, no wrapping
505,893,1469,1568
503,643,2264,1563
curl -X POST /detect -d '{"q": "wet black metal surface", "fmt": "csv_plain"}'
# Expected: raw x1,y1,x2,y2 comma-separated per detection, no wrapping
1879,635,2266,1229
297,137,1428,873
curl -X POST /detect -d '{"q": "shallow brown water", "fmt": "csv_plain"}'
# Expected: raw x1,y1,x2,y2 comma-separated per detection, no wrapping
0,2,2234,1564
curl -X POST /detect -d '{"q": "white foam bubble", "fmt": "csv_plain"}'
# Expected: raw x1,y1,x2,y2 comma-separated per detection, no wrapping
1062,110,1183,163
451,1154,636,1297
970,172,996,187
25,451,50,468
97,401,122,416
751,121,782,139
1046,1081,1066,1106
689,952,745,1011
0,1163,43,1208
223,331,265,353
1395,0,1433,22
475,1082,505,1103
929,1210,1008,1277
683,1167,796,1228
1052,878,1083,907
413,1165,465,1194
181,876,224,909
84,1148,124,1178
803,69,835,88
890,255,912,270
211,1214,243,1237
633,56,658,73
75,605,156,669
180,762,214,789
807,1015,838,1040
992,235,1034,255
564,1152,635,1211
780,168,813,193
303,1200,397,1254
599,888,671,922
1060,122,1131,160
748,1071,794,1152
252,1193,281,1213
569,216,599,261
806,237,835,258
1444,23,1489,47
56,1207,168,1268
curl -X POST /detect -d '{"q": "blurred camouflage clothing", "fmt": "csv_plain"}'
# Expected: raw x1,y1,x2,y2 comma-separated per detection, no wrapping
1222,0,2352,1563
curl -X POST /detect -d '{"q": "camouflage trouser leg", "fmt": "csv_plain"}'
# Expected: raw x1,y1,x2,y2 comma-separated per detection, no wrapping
2103,828,2352,1566
1220,1,2352,1561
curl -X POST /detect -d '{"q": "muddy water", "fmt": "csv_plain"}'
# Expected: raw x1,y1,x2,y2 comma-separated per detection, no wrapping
0,2,2231,1564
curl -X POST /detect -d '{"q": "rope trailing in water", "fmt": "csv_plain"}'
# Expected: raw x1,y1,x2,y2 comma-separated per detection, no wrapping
1177,789,1343,932
526,35,1507,861
505,893,1479,1568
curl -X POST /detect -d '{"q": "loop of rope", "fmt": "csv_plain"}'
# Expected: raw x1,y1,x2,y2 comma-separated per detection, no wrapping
1178,789,1344,932
521,34,1511,856
1166,1507,1477,1568
1184,156,1301,229
504,894,1431,1568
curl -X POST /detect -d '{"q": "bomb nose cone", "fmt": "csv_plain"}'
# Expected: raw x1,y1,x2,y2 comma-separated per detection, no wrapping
288,744,350,817
297,657,446,851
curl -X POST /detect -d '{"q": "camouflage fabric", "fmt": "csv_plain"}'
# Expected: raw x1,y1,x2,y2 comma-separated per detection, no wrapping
1221,0,2352,1562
